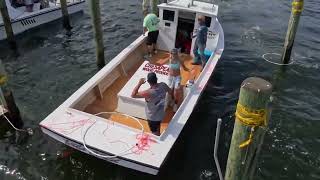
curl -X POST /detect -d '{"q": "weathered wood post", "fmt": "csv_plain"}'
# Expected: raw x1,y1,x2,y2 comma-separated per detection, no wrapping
88,0,105,68
143,0,159,16
60,0,72,30
0,0,17,50
151,0,159,15
0,60,22,128
225,77,272,180
281,0,304,64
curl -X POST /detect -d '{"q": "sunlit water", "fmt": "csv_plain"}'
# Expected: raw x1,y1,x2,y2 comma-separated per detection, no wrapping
0,0,319,179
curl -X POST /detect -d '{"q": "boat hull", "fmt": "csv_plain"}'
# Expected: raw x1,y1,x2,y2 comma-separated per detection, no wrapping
0,1,85,41
41,126,160,175
39,9,225,175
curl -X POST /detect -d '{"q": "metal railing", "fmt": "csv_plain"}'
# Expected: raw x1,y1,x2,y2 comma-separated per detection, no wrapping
51,0,84,6
214,118,223,180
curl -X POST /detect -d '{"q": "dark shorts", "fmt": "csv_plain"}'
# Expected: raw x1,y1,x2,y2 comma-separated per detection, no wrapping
147,30,159,45
148,120,160,133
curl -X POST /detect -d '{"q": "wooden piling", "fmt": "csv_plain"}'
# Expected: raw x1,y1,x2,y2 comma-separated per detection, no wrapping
142,0,159,16
88,0,105,69
152,0,159,15
281,0,304,64
0,0,17,50
225,77,272,180
0,61,22,128
60,0,72,30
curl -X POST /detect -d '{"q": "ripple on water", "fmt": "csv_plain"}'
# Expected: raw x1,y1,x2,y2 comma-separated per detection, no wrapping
0,0,319,179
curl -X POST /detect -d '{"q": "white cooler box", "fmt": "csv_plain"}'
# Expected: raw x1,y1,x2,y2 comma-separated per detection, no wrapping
117,61,169,120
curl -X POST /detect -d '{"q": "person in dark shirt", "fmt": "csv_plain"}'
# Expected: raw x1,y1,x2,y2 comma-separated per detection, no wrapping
192,15,208,67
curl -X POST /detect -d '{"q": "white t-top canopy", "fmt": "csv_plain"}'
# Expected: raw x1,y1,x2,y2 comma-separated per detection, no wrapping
159,0,218,17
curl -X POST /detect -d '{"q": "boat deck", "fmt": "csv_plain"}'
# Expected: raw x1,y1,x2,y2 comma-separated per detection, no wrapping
84,50,201,134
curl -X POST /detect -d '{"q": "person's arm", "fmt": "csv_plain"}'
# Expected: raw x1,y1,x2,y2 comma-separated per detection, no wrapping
143,17,148,35
164,83,173,97
131,78,149,98
143,27,148,36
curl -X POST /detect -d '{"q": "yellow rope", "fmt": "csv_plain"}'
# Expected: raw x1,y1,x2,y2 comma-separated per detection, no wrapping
0,75,7,86
235,103,267,148
292,1,304,14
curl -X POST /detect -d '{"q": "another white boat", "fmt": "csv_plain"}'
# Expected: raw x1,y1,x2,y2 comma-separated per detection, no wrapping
0,0,85,40
40,0,224,175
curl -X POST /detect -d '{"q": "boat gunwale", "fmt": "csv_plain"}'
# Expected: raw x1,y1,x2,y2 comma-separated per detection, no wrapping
40,35,147,125
159,17,224,140
0,0,85,26
158,2,218,17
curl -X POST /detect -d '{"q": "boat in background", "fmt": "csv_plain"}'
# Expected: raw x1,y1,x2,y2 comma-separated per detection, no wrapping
40,0,224,175
0,0,85,40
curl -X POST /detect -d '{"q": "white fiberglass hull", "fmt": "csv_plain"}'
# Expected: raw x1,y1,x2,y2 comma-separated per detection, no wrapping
39,17,224,175
0,1,85,41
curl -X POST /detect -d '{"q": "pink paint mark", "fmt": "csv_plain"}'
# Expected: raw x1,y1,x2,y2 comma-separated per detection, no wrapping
216,49,223,55
58,149,74,159
45,118,94,135
197,84,204,91
131,134,157,155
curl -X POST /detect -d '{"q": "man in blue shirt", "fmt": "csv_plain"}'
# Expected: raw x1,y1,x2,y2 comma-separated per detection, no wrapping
192,15,208,67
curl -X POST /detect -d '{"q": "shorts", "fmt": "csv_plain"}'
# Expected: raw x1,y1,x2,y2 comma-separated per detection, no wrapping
147,30,159,45
148,120,160,133
168,76,181,89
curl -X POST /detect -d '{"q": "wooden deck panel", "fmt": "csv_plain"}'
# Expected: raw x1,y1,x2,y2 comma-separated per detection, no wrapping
84,50,201,134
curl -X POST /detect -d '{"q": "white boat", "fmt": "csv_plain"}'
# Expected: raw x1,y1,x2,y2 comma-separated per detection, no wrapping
39,0,224,175
0,0,85,40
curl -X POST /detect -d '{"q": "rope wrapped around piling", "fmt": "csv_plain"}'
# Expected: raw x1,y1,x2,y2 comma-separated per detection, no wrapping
235,103,267,148
292,1,304,14
0,75,7,85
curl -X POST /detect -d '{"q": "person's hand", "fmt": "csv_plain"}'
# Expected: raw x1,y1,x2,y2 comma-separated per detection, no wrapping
138,78,146,85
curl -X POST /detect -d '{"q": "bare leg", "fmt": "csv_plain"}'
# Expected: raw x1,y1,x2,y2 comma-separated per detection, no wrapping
175,86,183,109
152,43,157,54
147,45,153,56
189,66,197,82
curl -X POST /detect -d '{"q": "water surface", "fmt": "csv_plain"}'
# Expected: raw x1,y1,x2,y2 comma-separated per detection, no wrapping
0,0,319,179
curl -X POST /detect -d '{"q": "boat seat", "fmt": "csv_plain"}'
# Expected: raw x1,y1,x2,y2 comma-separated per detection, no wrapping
117,61,170,120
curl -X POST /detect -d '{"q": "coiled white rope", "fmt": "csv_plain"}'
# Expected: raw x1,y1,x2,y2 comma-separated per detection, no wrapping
82,112,144,159
262,53,294,66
